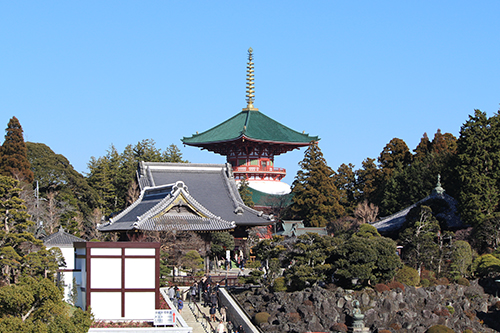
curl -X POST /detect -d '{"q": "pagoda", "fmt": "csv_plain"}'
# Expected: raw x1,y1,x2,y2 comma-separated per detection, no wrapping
182,48,318,195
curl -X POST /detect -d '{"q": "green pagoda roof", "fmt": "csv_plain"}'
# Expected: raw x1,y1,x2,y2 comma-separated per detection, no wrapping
182,109,319,146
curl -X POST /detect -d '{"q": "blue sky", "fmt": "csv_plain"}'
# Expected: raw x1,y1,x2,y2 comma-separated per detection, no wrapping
1,1,499,184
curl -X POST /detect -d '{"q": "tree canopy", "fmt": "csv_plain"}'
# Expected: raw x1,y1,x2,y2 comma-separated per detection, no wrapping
289,142,344,227
0,117,33,183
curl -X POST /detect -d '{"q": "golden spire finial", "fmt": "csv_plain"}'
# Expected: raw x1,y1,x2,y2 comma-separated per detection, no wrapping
244,47,258,111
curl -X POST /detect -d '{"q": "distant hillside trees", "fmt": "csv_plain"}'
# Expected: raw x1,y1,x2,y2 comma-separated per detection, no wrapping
0,117,33,183
86,139,187,215
26,142,99,236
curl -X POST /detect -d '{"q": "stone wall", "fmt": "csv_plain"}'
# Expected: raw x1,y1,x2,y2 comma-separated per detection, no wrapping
232,279,500,333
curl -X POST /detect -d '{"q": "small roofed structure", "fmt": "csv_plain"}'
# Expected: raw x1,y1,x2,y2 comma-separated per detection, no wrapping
370,175,464,234
43,227,86,307
99,162,274,241
276,220,328,238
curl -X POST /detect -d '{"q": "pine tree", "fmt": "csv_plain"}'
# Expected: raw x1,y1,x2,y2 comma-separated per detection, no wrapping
334,163,358,214
355,157,383,205
238,176,254,208
0,117,33,183
413,133,432,162
290,142,344,227
456,109,500,227
378,137,412,180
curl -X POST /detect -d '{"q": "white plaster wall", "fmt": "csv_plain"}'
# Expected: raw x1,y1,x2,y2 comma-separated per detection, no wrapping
125,248,155,256
91,248,121,256
91,258,121,289
60,246,75,269
125,292,155,319
91,292,122,320
125,258,155,289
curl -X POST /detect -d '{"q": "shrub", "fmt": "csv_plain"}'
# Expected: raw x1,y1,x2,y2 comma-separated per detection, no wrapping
331,322,347,332
420,278,430,287
272,277,287,292
456,277,470,286
464,310,475,320
426,324,455,333
387,281,405,292
303,299,313,306
389,322,402,330
378,330,392,333
246,260,261,269
254,312,270,325
395,265,420,286
287,312,300,323
375,283,390,292
433,307,450,317
436,277,449,285
446,305,455,315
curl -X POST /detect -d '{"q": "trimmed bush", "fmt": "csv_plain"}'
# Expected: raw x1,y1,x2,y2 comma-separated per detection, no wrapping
272,277,287,292
420,278,430,287
254,312,270,325
331,323,347,332
426,324,455,333
387,281,405,292
395,265,420,286
375,283,390,292
456,277,470,286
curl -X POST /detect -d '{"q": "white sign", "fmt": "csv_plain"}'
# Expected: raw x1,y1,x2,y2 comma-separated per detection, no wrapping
226,250,230,261
154,310,175,326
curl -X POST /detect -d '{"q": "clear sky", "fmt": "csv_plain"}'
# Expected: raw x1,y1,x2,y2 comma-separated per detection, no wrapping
1,1,499,184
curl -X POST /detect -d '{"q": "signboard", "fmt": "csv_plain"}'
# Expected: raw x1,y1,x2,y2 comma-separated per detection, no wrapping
154,310,175,326
226,250,230,261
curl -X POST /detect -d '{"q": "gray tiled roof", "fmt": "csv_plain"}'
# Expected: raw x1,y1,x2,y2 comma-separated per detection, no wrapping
43,227,86,247
370,191,463,233
99,163,273,233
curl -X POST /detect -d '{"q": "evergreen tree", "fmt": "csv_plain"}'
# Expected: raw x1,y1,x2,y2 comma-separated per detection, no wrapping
290,142,344,227
334,163,358,214
238,177,254,208
378,137,412,180
456,109,500,228
355,157,383,206
413,132,432,162
0,117,33,183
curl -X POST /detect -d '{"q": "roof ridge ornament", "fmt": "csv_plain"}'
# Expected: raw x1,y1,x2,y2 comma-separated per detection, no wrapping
243,47,259,111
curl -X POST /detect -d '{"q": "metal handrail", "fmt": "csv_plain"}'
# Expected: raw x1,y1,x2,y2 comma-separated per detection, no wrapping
188,299,215,333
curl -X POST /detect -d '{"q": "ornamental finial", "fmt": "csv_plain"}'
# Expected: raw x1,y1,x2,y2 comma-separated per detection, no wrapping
244,48,258,111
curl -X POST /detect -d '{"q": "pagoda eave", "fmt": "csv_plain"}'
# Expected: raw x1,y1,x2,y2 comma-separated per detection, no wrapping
183,136,312,157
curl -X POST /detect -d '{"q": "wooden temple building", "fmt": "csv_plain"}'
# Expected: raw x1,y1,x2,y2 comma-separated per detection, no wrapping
182,48,318,196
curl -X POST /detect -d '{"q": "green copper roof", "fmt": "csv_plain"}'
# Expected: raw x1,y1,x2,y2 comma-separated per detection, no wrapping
182,110,319,145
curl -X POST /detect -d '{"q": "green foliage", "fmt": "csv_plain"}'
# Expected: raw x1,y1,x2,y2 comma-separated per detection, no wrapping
181,250,203,275
456,110,500,228
354,157,383,206
472,254,500,278
399,205,441,273
69,277,78,306
27,142,99,233
284,233,338,290
378,138,412,181
395,265,420,287
426,324,455,333
238,176,254,208
334,163,359,214
331,228,401,287
0,117,33,183
159,250,171,286
449,240,473,278
290,142,344,227
271,277,287,292
87,140,187,215
239,269,264,285
210,232,234,258
472,215,500,252
253,312,270,325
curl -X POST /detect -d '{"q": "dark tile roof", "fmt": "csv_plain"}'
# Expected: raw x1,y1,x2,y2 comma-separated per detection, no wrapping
43,227,86,247
100,163,273,233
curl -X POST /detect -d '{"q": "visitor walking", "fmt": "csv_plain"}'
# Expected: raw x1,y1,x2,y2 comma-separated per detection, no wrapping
217,320,226,333
209,304,217,322
178,298,184,313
